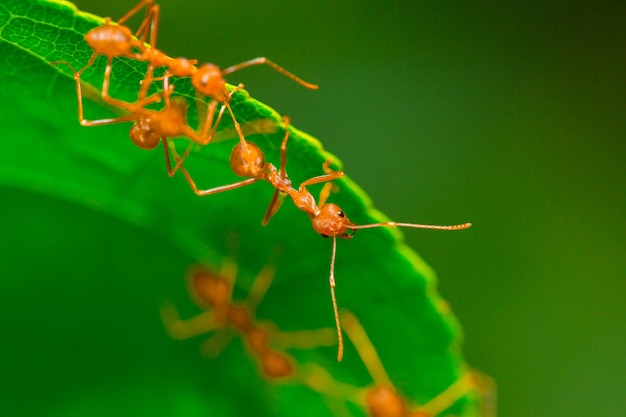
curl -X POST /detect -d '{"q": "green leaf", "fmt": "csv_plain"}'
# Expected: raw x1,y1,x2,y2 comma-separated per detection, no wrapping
0,1,483,416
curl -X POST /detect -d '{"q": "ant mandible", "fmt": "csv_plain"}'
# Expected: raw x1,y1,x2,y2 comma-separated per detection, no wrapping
170,117,471,361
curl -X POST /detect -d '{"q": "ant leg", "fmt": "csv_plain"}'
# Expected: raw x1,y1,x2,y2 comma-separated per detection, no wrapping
203,84,246,144
162,139,195,179
52,58,139,126
300,363,365,405
473,371,497,417
135,4,160,45
178,162,259,197
160,300,218,340
298,169,344,191
261,190,285,226
339,310,391,386
101,57,164,112
167,132,261,197
221,57,319,90
317,183,335,208
261,118,290,225
165,138,258,198
298,160,344,192
117,0,154,33
279,116,291,175
244,260,277,313
134,4,162,102
136,62,160,104
223,94,249,151
196,99,219,145
72,64,139,126
417,372,476,416
191,84,245,146
200,330,235,358
217,255,239,302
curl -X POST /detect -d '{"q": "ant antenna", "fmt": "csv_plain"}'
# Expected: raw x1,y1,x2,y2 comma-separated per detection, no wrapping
349,222,472,231
330,236,344,362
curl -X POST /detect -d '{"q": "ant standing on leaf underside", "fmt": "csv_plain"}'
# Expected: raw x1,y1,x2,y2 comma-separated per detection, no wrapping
170,117,472,362
52,0,318,186
54,0,317,150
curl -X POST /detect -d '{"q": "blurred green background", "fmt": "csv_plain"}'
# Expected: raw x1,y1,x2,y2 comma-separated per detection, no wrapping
10,0,626,415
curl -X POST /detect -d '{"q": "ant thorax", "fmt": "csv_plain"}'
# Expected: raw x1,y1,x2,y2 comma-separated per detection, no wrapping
287,188,318,219
153,99,189,136
265,166,292,193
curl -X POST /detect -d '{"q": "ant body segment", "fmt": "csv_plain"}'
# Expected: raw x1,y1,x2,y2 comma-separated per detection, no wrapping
305,310,482,417
58,0,318,149
51,59,241,180
172,117,471,361
71,0,161,111
161,254,337,380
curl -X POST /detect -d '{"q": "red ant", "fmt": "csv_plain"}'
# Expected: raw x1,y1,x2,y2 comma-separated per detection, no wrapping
161,253,337,380
50,61,242,180
171,117,471,361
64,0,318,149
304,310,482,417
69,0,161,111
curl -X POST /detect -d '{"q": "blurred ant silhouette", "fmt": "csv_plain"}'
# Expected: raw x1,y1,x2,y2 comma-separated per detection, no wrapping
304,310,484,417
161,251,337,379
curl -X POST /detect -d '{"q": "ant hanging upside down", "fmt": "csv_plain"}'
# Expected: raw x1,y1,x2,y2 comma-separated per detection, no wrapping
170,117,471,361
55,0,317,150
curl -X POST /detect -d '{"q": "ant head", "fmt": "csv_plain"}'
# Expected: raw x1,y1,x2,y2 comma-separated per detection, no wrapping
230,141,266,178
191,63,227,100
129,119,161,150
85,25,134,56
312,203,356,239
365,385,408,417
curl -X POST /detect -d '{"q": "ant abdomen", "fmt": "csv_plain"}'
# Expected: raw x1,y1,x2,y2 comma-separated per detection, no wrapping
85,24,135,56
129,120,161,149
230,141,266,178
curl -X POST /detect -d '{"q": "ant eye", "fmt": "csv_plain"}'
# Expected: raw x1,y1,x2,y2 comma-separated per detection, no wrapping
320,234,329,238
338,211,345,218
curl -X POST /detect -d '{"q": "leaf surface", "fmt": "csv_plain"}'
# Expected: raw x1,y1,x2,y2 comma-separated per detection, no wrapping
0,1,480,416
